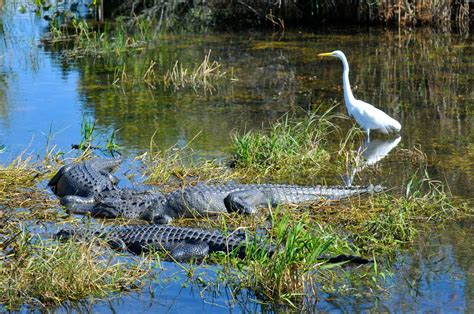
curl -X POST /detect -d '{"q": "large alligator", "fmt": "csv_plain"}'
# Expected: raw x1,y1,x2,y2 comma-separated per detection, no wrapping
50,159,383,224
48,158,122,210
57,224,370,263
91,182,382,224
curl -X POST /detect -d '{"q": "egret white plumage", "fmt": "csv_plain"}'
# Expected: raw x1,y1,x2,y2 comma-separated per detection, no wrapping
318,50,401,142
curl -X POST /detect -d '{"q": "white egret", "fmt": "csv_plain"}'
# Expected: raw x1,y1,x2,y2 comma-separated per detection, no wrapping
318,50,401,142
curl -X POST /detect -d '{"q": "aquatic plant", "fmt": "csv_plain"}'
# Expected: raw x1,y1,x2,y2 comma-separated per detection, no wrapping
0,223,150,309
0,155,59,220
45,17,152,58
73,115,120,154
110,51,228,91
78,115,96,150
163,50,227,91
230,106,345,183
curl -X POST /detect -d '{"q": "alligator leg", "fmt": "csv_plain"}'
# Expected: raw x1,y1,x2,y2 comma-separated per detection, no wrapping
224,190,270,215
168,241,210,261
141,210,173,224
90,203,120,218
128,240,210,260
105,173,120,185
60,195,97,213
108,238,129,252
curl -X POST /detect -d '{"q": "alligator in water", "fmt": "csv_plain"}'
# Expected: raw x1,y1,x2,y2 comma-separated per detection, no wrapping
48,158,122,209
89,182,382,224
57,224,370,263
50,159,383,224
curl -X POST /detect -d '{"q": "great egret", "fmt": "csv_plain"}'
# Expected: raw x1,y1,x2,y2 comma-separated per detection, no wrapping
318,50,401,142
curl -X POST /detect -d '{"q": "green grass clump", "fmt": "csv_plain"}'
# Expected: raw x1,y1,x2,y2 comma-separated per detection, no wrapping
47,18,154,58
200,209,360,306
163,50,227,91
0,225,150,309
230,107,342,183
312,172,472,253
235,214,333,303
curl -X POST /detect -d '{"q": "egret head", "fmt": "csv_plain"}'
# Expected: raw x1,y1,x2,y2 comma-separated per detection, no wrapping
317,50,347,61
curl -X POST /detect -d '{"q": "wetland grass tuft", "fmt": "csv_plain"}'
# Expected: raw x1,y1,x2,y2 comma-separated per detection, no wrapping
112,51,228,91
231,211,333,303
230,106,345,183
0,155,60,219
163,50,226,91
140,143,237,190
0,224,150,309
47,18,153,58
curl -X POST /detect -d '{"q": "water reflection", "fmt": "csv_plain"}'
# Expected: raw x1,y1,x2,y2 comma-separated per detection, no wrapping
344,136,402,186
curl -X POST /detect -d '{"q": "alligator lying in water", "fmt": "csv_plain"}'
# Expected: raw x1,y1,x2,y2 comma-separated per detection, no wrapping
92,182,382,224
57,224,370,263
49,159,383,224
48,158,122,209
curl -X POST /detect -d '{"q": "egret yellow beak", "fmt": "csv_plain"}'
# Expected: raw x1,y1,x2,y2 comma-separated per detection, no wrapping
317,52,333,57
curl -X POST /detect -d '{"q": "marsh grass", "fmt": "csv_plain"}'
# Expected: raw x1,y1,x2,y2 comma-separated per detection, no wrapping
111,51,227,91
47,18,152,58
0,155,60,220
230,106,349,183
0,223,150,309
163,50,227,91
310,172,471,253
229,211,335,303
140,132,239,190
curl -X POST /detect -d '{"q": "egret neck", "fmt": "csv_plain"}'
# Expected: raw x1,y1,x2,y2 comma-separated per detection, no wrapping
340,55,356,110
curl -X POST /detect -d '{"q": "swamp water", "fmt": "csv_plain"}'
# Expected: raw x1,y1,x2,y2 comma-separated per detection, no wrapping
0,1,473,312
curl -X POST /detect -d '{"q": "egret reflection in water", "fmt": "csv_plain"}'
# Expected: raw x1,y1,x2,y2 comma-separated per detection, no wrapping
344,136,402,186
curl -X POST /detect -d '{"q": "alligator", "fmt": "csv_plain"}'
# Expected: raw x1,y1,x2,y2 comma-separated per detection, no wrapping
90,182,383,224
48,158,122,210
49,159,383,224
56,224,370,264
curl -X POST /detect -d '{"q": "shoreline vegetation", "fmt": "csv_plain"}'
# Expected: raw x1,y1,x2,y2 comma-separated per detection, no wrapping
100,0,471,32
0,109,471,310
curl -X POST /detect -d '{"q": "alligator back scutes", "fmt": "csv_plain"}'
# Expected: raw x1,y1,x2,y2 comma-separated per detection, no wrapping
112,225,239,248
